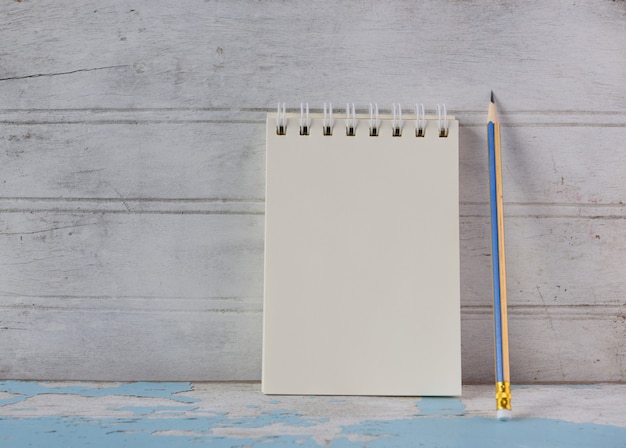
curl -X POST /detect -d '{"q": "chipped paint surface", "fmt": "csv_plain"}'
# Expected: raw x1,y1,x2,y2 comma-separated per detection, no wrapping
0,381,197,406
1,382,625,447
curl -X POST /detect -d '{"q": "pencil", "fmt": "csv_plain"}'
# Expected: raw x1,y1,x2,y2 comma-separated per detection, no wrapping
488,92,512,420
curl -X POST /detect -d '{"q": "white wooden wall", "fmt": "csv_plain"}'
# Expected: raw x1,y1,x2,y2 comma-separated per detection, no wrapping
1,0,625,383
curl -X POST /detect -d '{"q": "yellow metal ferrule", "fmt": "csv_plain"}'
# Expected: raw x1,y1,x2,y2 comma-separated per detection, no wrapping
496,381,512,410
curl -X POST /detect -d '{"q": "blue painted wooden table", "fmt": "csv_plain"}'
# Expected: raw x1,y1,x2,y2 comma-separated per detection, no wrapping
1,382,625,447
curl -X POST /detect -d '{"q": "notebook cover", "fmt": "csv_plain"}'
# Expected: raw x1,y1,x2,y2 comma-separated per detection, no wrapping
263,114,461,396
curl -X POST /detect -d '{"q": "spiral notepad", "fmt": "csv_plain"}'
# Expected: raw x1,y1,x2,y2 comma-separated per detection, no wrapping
262,103,461,396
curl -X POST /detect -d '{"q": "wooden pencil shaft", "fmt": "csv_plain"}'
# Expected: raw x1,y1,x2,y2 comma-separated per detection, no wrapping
494,121,510,384
488,121,505,383
488,95,512,415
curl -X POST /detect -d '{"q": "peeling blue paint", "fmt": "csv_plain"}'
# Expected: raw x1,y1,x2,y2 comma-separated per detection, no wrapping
417,397,466,416
230,409,318,428
0,416,263,448
112,406,198,416
0,381,197,406
1,383,625,447
1,414,625,447
337,416,626,448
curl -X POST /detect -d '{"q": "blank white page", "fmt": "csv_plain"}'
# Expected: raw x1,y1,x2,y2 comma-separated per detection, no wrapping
263,113,461,396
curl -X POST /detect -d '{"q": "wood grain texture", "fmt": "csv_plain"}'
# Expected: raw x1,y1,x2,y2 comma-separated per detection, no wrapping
1,1,625,110
0,0,625,382
1,302,623,382
1,214,624,382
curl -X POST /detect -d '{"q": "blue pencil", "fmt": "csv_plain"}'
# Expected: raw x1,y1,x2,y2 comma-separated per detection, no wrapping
488,92,512,420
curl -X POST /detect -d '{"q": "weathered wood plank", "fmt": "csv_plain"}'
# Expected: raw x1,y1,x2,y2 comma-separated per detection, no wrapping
1,109,624,127
0,0,625,383
462,125,626,206
1,299,623,382
1,1,624,110
1,213,624,307
0,298,262,381
462,306,626,384
1,122,625,206
0,122,265,201
461,216,626,307
0,213,624,381
0,213,264,299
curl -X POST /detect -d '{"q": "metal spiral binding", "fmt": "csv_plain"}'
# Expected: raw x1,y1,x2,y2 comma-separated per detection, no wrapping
369,103,380,136
437,104,449,138
276,102,286,135
323,103,333,136
345,103,356,136
415,104,426,137
300,102,310,136
275,102,451,138
392,104,403,137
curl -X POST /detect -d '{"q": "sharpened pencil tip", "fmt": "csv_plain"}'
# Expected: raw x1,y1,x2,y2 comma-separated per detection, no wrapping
488,92,498,122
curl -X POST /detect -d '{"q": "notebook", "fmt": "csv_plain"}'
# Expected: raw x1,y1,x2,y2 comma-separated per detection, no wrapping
262,103,461,396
